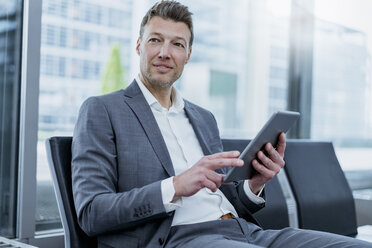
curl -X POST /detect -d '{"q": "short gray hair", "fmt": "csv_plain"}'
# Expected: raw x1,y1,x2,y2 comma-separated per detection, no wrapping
139,1,194,47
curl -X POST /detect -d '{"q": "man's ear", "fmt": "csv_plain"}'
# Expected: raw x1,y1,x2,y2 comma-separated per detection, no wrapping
185,47,192,64
136,37,141,55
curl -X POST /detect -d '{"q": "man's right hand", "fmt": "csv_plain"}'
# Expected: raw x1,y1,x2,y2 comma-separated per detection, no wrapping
172,151,244,202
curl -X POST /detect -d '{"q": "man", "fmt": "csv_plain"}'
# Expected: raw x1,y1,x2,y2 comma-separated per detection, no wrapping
71,1,372,247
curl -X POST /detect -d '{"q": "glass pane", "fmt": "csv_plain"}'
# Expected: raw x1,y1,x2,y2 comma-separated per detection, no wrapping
313,0,372,190
0,0,23,238
36,0,291,232
36,0,133,232
179,0,291,137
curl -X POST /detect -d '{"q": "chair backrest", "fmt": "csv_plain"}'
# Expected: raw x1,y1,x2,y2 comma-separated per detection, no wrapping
284,140,358,236
46,136,97,248
222,139,289,229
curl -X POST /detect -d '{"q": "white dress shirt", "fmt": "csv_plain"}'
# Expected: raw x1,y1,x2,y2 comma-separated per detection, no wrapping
135,77,264,226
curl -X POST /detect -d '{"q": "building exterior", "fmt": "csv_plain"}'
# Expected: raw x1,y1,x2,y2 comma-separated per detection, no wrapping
312,19,369,146
39,0,133,135
38,0,294,139
37,0,135,230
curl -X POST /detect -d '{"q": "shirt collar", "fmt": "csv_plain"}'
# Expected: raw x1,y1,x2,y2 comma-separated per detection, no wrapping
135,75,185,113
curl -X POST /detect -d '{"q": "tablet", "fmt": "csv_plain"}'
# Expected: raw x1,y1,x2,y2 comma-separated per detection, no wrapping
223,110,300,182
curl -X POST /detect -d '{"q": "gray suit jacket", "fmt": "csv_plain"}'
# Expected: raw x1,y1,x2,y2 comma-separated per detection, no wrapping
71,80,264,247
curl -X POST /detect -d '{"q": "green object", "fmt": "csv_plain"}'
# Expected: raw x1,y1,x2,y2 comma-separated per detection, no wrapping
209,70,237,96
101,44,127,94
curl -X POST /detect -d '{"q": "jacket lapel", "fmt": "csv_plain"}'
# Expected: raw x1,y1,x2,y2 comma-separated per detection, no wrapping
184,101,213,156
122,80,175,177
184,101,225,174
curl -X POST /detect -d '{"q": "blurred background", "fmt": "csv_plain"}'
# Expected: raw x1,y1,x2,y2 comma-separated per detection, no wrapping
1,0,372,246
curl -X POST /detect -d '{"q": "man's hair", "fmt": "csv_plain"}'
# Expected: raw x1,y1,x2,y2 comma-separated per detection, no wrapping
139,0,194,47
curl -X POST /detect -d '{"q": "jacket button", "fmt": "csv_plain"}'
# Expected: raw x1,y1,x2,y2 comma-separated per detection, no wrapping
158,238,164,245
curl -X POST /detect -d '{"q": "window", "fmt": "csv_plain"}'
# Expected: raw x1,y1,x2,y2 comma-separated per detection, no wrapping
59,26,66,47
312,0,372,192
58,56,65,77
36,0,133,232
46,25,55,46
180,0,291,137
0,0,23,238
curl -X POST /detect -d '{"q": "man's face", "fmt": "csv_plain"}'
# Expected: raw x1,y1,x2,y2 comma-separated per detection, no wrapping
136,16,192,88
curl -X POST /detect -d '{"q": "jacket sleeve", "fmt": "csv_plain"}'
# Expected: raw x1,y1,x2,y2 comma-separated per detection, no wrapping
71,97,169,236
219,155,265,221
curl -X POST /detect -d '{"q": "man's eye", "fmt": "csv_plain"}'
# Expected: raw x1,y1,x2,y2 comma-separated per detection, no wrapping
149,38,159,43
174,42,185,48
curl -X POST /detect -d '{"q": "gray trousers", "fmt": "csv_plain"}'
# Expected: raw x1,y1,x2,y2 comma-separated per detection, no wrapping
165,218,372,248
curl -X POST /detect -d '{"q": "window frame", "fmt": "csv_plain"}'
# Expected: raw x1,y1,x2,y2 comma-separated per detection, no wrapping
16,0,65,246
0,0,23,238
287,0,314,139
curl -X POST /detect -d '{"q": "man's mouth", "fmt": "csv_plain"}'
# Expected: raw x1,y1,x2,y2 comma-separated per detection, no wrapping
153,63,173,73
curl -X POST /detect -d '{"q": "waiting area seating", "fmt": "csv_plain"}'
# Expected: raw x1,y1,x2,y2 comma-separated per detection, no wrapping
284,140,358,236
46,137,97,248
46,137,371,247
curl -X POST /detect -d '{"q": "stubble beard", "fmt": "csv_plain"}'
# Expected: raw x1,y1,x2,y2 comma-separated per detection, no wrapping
142,68,180,89
147,76,174,88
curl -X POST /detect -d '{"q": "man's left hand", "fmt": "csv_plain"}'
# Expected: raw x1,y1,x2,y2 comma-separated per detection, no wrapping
248,132,286,195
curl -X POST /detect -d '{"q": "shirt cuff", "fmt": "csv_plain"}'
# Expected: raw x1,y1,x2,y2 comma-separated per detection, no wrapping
243,180,265,205
161,177,182,212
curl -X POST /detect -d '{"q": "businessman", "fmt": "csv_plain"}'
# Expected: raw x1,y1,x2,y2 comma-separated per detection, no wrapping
72,1,372,247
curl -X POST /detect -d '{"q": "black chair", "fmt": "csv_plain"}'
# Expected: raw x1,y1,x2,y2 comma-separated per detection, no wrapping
222,139,290,230
284,140,358,236
46,136,97,248
46,136,289,247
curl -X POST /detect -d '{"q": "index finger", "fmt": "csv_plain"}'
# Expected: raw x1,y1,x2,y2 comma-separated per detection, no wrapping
208,151,240,159
276,132,286,156
206,157,244,170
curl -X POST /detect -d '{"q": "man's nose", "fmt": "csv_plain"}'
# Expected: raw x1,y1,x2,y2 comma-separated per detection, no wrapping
158,43,170,59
